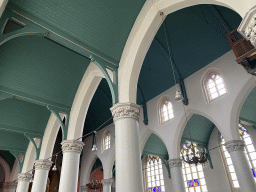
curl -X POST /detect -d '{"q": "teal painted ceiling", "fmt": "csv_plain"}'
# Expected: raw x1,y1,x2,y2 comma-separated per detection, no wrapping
137,5,242,104
9,0,146,61
0,150,16,169
143,134,169,160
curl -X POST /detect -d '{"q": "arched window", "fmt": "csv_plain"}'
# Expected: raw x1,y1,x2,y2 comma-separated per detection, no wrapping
203,70,227,102
102,130,111,151
181,142,208,192
220,125,256,190
159,97,174,124
145,155,165,192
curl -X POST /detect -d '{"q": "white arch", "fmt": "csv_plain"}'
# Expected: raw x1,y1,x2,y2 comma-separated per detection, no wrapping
0,156,11,182
39,113,63,159
67,62,106,140
118,0,254,103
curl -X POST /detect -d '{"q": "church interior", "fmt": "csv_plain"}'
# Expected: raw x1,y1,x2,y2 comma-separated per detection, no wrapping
0,0,256,192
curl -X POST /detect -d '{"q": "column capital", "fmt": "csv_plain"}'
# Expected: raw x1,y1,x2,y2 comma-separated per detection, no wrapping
224,140,245,153
238,5,256,47
102,178,114,186
168,158,183,168
81,185,88,192
61,140,84,154
34,159,53,170
17,173,33,182
110,102,140,122
0,182,17,189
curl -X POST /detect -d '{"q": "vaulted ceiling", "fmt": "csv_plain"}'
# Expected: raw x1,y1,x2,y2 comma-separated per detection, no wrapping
0,1,255,170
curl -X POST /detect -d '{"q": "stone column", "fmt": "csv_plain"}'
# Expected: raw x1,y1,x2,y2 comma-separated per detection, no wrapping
58,140,84,192
102,178,113,192
31,159,52,192
238,5,256,47
81,185,88,192
110,103,144,192
16,173,32,192
169,159,185,192
224,140,256,192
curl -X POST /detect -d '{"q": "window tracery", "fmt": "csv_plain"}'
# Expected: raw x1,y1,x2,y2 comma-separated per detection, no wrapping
103,131,110,151
159,97,174,124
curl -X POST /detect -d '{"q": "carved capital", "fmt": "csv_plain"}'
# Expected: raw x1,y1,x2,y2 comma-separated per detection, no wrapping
224,140,245,153
81,185,89,192
61,140,84,154
110,103,140,122
17,173,32,182
238,5,256,47
34,159,53,170
102,178,113,186
168,158,182,168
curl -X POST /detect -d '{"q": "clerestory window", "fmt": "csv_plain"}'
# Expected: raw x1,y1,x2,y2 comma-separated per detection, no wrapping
159,96,174,124
102,130,110,152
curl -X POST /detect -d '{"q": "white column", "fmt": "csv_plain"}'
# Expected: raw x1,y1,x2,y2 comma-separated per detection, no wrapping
16,173,32,192
110,103,144,192
102,178,113,192
80,185,88,192
31,159,52,192
169,159,185,192
225,140,256,192
58,140,84,192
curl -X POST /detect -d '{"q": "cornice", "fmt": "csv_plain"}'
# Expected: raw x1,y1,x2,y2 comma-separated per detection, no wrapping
110,103,140,122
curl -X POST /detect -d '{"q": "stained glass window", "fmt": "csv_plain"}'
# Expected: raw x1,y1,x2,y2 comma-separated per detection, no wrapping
159,97,174,124
203,70,227,102
181,142,208,192
103,131,110,151
146,155,165,192
220,125,256,189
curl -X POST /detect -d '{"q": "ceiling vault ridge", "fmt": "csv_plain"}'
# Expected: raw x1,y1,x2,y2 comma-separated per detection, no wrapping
6,3,119,68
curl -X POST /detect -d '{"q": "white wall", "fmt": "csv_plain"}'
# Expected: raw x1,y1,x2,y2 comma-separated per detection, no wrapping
80,50,256,192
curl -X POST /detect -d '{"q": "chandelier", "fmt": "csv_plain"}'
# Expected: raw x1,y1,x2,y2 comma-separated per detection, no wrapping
181,141,208,165
86,180,102,191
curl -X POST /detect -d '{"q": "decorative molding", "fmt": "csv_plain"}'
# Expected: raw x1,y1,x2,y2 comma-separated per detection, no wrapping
168,158,183,168
81,185,89,192
34,159,53,170
102,178,113,186
0,182,17,189
17,173,32,182
224,140,245,153
238,5,256,47
61,140,84,153
110,103,140,122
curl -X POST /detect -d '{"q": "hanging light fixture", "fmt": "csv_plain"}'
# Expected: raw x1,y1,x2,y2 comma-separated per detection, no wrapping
175,90,183,101
52,154,58,171
180,105,209,165
92,131,97,152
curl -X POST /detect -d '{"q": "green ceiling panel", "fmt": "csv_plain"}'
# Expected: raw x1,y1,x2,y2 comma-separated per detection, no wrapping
0,130,29,152
0,35,90,108
0,98,50,134
240,86,256,125
143,133,169,160
0,150,16,170
9,0,146,61
137,5,241,104
181,114,215,145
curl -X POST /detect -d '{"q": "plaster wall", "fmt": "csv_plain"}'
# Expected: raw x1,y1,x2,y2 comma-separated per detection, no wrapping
80,50,256,192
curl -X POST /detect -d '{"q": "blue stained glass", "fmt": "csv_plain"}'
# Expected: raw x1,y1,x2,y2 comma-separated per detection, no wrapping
183,143,188,150
188,180,194,187
252,169,256,177
148,188,152,192
153,187,156,192
193,179,200,187
156,186,161,192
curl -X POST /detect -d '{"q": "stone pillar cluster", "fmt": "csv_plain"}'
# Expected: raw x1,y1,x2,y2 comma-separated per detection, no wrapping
168,159,186,192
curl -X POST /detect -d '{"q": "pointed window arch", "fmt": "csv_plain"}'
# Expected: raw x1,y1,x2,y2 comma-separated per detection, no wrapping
159,96,174,124
220,125,256,190
203,70,227,102
102,130,111,152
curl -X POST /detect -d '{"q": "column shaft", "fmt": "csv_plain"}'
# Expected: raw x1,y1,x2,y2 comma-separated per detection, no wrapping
16,173,32,192
110,103,143,192
58,140,84,192
169,159,185,192
31,160,52,192
225,140,256,192
102,178,113,192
